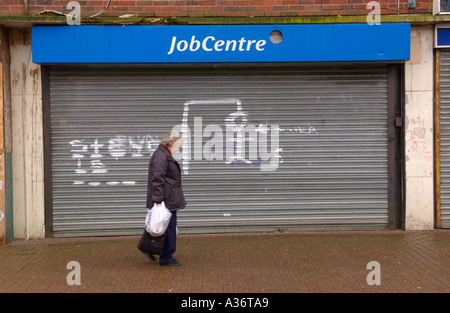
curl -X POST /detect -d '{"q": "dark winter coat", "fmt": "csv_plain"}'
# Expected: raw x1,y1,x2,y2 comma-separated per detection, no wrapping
146,144,186,211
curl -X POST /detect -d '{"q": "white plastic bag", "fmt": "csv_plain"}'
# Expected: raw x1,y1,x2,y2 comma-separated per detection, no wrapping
145,209,152,233
146,202,172,237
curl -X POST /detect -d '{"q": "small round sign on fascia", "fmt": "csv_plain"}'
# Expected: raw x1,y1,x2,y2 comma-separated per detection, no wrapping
270,30,283,44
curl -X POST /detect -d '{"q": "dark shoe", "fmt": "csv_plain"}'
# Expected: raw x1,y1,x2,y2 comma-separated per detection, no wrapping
161,259,181,266
141,251,156,261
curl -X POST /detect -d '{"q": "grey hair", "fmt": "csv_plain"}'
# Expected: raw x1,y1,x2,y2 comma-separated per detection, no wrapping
161,131,182,147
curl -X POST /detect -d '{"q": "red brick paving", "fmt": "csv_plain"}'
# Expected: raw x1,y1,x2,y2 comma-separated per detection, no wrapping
0,230,449,293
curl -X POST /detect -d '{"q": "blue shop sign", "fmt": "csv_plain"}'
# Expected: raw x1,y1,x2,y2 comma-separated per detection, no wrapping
32,23,410,64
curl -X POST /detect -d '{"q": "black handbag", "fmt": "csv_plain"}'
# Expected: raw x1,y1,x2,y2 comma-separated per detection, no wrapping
137,230,166,255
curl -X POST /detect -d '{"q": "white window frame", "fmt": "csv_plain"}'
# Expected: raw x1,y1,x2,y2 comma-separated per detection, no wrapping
434,0,450,14
435,25,450,48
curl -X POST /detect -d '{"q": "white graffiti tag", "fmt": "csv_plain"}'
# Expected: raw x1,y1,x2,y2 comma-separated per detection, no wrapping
70,135,160,186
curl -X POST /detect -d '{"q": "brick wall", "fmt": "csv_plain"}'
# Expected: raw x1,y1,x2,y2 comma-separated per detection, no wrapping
0,0,433,18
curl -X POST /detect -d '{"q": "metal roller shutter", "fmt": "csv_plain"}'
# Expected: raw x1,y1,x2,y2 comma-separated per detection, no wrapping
48,65,389,237
440,50,450,228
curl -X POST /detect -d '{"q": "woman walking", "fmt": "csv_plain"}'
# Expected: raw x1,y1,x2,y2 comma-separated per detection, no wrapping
146,131,186,266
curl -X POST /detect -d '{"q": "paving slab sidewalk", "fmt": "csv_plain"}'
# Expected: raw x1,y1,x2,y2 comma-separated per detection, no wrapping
0,230,449,293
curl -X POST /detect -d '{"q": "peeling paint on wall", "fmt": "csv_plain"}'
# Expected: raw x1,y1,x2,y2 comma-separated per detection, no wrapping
10,29,45,239
406,116,432,163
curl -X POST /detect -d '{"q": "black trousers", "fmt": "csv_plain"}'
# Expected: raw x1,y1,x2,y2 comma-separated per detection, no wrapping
148,201,178,265
159,210,177,265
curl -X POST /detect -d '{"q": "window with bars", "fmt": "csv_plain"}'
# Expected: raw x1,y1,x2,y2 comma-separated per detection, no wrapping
442,0,450,12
